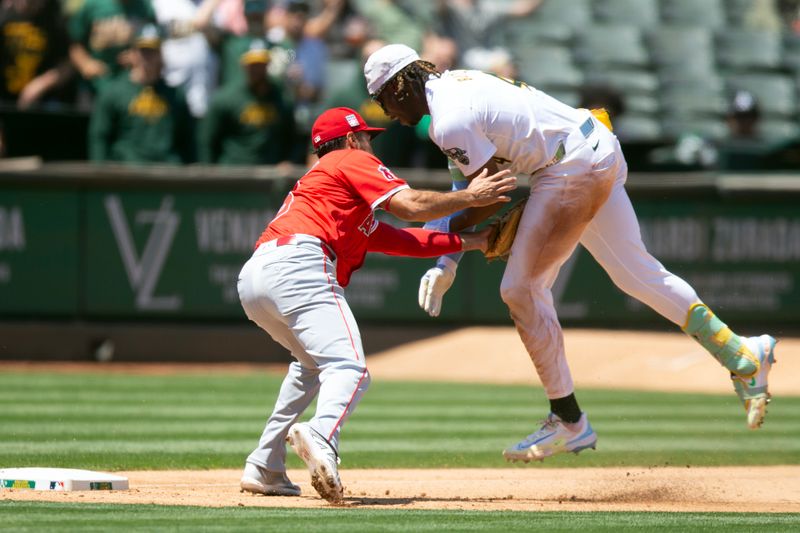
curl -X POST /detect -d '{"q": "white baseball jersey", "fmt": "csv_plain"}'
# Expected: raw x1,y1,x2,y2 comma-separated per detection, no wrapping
424,68,703,403
425,69,599,178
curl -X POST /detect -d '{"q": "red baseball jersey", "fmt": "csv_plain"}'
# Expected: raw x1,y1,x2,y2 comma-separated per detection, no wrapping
257,148,410,286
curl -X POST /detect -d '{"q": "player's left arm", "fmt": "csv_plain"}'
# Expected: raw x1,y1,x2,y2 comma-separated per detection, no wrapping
366,221,488,257
417,163,472,318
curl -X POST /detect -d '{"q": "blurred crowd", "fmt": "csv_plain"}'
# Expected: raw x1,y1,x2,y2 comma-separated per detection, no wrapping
1,0,800,169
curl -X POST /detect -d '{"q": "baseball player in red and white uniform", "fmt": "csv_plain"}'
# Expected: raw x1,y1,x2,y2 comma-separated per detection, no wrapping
364,44,777,463
237,107,515,501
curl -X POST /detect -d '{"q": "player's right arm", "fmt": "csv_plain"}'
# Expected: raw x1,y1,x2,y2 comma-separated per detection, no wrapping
447,159,505,231
386,166,515,222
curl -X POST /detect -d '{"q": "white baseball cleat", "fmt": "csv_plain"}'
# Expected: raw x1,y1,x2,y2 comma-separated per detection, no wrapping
503,412,597,462
732,335,777,430
287,422,343,503
240,462,301,496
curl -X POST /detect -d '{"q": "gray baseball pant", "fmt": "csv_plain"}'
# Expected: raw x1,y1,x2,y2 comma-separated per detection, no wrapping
237,237,371,472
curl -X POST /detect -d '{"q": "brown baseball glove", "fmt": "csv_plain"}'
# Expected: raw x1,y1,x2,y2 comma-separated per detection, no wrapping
484,199,526,262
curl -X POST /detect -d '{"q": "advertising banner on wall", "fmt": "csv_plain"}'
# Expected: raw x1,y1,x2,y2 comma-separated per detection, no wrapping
0,190,79,315
348,199,800,325
1,180,798,327
84,191,278,318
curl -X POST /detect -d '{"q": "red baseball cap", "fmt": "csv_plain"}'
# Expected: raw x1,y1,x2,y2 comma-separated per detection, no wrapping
311,107,385,150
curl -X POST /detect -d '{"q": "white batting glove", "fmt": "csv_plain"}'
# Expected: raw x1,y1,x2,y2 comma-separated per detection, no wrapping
418,256,458,317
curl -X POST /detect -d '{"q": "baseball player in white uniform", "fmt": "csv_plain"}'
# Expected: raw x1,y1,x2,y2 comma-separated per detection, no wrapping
364,44,778,462
237,106,515,501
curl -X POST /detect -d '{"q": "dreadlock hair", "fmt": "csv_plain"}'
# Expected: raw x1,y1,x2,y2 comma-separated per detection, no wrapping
314,136,349,157
385,60,440,104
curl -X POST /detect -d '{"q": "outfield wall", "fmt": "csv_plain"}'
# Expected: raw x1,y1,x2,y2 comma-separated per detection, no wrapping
1,162,799,360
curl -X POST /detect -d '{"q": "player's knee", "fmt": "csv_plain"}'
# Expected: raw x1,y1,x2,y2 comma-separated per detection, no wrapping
335,361,370,387
500,277,531,312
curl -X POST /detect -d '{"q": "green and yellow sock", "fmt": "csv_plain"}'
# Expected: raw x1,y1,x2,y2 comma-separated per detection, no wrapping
682,303,759,378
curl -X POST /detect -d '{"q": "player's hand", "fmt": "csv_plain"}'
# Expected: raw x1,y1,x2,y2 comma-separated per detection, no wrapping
459,226,491,253
466,168,516,207
418,262,456,317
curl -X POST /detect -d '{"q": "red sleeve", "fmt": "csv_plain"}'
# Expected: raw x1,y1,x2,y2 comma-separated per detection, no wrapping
366,222,462,257
338,150,410,210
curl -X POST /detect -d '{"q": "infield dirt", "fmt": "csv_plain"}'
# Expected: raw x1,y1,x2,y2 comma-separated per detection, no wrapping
3,327,799,512
3,466,799,512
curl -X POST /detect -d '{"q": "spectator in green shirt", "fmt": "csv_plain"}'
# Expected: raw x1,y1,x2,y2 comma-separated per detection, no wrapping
68,0,156,93
199,38,295,165
195,0,270,87
88,24,194,163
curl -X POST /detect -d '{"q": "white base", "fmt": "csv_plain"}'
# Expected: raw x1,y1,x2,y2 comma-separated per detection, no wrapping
0,467,129,491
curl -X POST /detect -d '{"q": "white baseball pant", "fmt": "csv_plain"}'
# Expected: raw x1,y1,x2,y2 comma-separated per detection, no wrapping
500,119,701,399
237,236,370,472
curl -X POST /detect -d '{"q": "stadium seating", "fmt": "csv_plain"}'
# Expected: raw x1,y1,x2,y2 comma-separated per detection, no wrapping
783,33,800,74
515,46,584,91
758,118,800,141
661,116,729,140
574,25,649,68
660,86,728,116
594,0,661,29
613,114,663,141
502,20,573,48
660,0,727,29
528,0,593,29
649,27,716,72
366,0,800,144
545,89,581,108
724,0,760,26
402,0,438,27
623,94,660,115
717,29,783,70
583,68,659,95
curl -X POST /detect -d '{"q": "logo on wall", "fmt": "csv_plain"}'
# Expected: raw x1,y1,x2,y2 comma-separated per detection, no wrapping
104,195,182,311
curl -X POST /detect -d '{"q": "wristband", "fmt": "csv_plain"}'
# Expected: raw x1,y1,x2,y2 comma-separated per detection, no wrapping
436,255,460,273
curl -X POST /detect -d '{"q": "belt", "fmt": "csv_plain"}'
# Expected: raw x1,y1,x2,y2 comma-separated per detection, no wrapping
259,234,336,260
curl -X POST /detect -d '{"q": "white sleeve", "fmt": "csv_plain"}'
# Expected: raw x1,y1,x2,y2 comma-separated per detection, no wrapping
431,110,496,178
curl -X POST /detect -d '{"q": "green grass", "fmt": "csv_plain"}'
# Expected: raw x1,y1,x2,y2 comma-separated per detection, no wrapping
0,371,799,470
2,503,799,532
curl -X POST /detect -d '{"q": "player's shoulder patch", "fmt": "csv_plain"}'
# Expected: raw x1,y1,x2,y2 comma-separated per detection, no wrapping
377,165,398,181
442,147,470,166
